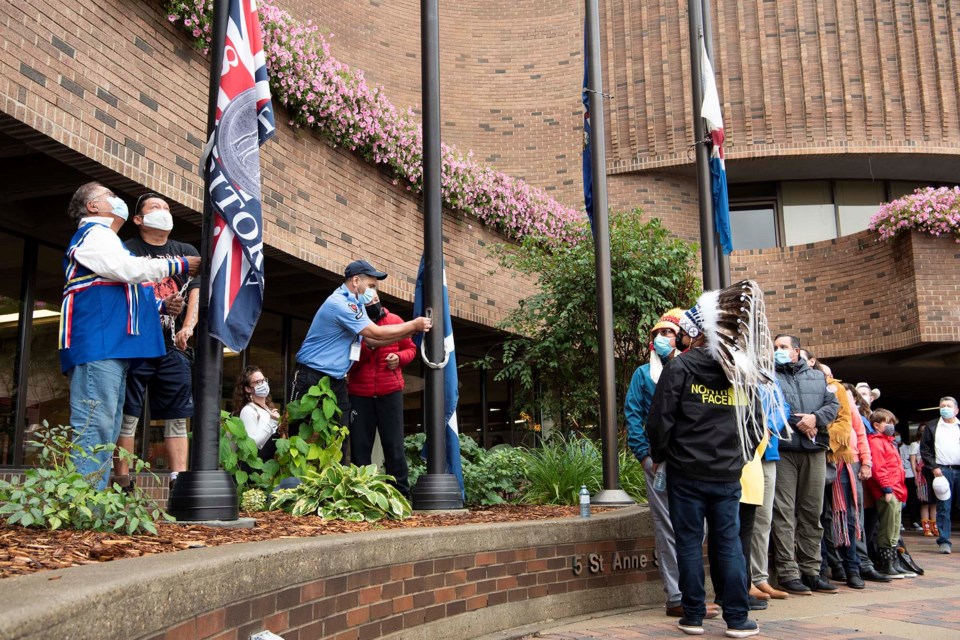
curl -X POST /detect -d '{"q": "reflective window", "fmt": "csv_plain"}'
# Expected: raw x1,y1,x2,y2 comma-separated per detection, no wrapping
0,232,23,465
781,181,837,245
836,181,884,236
730,206,778,250
889,181,929,200
245,311,285,409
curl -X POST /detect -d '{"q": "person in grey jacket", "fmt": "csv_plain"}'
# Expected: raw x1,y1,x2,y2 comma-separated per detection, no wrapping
770,334,840,595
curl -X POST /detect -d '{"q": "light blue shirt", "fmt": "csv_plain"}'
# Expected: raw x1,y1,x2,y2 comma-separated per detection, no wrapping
296,284,372,379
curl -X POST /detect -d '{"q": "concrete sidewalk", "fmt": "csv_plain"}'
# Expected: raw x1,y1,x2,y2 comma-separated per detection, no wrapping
497,532,960,639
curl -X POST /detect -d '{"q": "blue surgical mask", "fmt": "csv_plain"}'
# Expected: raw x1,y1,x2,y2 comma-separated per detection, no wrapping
941,407,956,420
894,434,902,445
882,424,896,437
107,196,129,221
653,335,674,359
774,350,792,365
358,287,376,305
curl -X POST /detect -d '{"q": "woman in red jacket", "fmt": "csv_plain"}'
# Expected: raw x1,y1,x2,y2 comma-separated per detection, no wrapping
866,408,915,578
348,293,417,497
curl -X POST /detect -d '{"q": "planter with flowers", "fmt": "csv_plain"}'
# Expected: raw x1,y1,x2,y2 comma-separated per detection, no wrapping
869,186,960,244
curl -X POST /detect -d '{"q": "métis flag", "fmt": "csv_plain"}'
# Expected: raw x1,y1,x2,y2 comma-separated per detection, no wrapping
202,0,276,351
413,256,465,497
699,41,733,255
581,30,594,231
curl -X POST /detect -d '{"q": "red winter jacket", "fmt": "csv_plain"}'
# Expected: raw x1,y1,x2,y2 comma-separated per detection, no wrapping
347,308,416,397
866,432,907,502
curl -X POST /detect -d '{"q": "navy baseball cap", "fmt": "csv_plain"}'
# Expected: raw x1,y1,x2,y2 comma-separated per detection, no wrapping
344,259,387,280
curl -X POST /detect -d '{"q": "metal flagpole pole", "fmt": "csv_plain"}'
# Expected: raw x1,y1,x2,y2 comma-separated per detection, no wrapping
585,0,632,506
410,0,462,510
167,0,238,521
700,0,731,288
688,0,720,291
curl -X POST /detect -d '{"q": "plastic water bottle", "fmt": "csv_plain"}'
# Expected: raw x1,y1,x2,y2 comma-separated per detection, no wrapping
579,485,591,518
653,466,667,492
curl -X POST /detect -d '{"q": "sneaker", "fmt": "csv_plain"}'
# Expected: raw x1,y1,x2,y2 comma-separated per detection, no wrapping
801,573,839,593
678,618,705,635
747,596,768,611
778,578,812,595
725,619,760,638
939,543,952,554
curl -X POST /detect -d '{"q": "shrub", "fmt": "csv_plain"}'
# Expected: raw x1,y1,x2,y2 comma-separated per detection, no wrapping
240,488,268,512
270,463,410,521
869,185,960,243
0,423,172,534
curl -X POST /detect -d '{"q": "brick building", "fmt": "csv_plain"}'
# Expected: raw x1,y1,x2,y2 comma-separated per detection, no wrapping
0,0,957,472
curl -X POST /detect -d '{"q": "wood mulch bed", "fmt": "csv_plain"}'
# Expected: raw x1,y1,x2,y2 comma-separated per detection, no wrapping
0,505,611,580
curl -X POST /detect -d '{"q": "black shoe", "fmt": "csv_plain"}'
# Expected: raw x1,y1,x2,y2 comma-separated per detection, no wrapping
831,566,848,582
778,578,812,595
861,567,892,583
747,596,768,610
846,573,865,589
801,573,839,593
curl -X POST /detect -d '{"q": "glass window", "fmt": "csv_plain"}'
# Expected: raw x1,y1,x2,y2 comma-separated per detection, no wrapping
244,311,285,410
0,232,24,465
485,370,512,447
889,181,929,200
730,206,778,250
836,181,884,236
23,243,71,466
781,181,837,245
456,366,482,446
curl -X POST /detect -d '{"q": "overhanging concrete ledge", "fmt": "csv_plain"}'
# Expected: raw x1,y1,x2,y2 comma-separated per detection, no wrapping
0,505,661,640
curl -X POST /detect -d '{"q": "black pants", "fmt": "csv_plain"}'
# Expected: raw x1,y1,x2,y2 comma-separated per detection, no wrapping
349,392,409,497
710,502,756,605
904,477,920,525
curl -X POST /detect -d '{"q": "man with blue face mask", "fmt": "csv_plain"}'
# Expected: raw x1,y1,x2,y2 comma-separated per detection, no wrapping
625,309,720,620
770,334,840,595
292,260,433,432
919,396,960,554
59,182,201,490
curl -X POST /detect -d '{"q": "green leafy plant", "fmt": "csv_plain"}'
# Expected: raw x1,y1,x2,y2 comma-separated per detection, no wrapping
0,422,172,534
486,213,700,432
270,463,411,522
405,433,529,506
240,488,269,512
518,434,645,505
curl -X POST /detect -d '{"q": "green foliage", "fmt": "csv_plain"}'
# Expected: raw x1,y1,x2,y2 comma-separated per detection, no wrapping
240,488,269,512
270,463,411,522
405,433,529,506
489,212,700,431
220,377,346,496
518,434,646,505
0,423,172,534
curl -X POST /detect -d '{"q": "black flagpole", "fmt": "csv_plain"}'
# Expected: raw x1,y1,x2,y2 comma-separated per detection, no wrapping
585,0,633,506
410,0,462,510
167,0,238,521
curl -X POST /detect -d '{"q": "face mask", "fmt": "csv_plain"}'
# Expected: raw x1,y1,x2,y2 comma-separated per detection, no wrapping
358,285,376,305
882,424,896,437
774,350,792,365
653,335,674,359
941,407,956,420
142,209,173,231
106,196,129,221
366,302,384,321
253,382,270,398
894,435,902,446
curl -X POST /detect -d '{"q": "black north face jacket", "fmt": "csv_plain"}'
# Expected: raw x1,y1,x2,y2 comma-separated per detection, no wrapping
647,347,759,483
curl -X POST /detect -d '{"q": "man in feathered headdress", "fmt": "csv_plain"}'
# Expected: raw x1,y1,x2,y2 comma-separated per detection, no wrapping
648,280,786,638
626,309,718,620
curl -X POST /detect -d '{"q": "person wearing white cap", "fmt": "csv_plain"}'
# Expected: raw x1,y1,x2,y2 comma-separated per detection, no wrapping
855,382,881,407
919,396,960,554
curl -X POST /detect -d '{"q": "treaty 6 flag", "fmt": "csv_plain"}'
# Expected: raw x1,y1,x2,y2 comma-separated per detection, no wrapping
204,0,276,351
699,41,733,256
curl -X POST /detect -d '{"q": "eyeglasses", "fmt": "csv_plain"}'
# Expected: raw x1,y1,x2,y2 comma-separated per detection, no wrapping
249,377,268,385
85,189,115,205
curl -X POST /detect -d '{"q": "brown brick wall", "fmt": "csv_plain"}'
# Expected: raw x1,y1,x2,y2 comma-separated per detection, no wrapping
139,537,659,640
607,172,700,242
730,230,960,358
0,0,522,329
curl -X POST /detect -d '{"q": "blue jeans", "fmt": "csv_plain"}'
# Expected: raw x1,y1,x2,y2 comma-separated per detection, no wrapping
667,470,749,625
69,359,129,490
936,466,960,548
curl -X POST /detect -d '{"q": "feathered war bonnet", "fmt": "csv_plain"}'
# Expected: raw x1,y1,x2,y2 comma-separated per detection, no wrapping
680,280,791,461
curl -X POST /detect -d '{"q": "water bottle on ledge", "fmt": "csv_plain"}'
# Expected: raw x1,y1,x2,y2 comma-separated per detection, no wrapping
579,485,591,518
653,465,667,492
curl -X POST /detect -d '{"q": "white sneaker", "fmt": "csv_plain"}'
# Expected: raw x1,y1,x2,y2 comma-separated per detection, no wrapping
678,619,705,635
939,543,952,554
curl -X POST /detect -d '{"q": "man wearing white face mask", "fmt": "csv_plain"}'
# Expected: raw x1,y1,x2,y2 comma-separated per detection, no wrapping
292,260,433,431
920,396,960,554
59,183,200,490
115,193,201,490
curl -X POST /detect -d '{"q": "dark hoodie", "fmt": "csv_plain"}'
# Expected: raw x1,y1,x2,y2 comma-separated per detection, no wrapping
647,347,757,482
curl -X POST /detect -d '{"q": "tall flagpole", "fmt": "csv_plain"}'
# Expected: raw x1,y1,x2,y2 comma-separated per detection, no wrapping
700,0,731,288
167,0,238,521
410,0,463,510
688,0,720,291
585,0,633,506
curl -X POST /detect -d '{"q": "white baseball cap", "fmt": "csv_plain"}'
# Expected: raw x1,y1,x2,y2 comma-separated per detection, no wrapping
933,475,951,501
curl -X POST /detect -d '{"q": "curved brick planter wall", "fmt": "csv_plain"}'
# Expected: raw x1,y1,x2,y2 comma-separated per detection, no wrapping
0,506,661,640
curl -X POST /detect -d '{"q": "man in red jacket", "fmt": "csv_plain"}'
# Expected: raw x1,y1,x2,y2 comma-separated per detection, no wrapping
348,292,417,497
